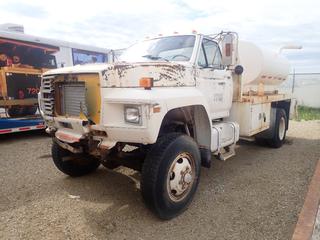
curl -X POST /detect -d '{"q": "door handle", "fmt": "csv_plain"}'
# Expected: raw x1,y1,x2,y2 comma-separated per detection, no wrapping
218,82,225,85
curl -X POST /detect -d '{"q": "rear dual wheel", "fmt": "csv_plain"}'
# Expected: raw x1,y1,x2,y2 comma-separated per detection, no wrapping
141,133,201,220
255,108,287,148
267,108,287,148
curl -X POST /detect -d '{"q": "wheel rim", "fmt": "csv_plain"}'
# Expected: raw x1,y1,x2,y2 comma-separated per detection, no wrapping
278,116,286,140
167,152,195,202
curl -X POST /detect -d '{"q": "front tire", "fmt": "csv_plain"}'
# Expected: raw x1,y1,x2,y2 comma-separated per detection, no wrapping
141,133,201,220
52,142,100,177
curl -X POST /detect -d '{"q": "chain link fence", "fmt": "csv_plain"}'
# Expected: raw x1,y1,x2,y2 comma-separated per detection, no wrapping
280,72,320,108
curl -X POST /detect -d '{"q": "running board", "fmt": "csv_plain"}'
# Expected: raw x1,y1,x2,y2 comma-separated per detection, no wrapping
216,144,236,161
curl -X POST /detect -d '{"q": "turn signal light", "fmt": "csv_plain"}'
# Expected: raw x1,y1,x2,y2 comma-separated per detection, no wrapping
153,105,161,113
139,77,154,90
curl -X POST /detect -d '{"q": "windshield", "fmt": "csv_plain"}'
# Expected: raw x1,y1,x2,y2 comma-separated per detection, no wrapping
119,35,196,62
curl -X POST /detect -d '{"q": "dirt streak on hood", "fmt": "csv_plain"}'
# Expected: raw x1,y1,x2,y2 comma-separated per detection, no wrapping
102,62,195,88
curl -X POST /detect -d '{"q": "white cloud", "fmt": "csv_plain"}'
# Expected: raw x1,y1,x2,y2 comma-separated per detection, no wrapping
0,0,319,72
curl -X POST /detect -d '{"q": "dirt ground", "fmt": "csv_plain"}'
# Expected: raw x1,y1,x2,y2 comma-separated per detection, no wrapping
0,120,319,240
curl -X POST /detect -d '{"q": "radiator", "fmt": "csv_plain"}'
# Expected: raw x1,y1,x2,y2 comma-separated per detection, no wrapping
61,82,87,116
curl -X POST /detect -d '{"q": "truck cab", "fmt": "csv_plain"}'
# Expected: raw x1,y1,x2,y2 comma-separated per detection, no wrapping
40,32,291,219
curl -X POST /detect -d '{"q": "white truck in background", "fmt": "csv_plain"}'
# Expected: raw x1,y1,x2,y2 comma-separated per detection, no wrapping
39,32,293,219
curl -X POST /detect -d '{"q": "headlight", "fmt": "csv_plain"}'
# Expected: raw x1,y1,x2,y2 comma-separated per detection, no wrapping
124,106,141,124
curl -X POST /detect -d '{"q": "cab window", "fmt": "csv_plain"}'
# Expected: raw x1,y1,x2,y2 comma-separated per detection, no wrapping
198,38,222,69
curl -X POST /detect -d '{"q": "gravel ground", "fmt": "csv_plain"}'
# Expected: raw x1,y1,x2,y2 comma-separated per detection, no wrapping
0,120,319,240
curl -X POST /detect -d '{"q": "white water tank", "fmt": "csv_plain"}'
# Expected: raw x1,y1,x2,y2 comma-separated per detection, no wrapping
238,41,290,86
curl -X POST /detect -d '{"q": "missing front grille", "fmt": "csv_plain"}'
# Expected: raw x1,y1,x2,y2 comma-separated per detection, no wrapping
60,82,87,117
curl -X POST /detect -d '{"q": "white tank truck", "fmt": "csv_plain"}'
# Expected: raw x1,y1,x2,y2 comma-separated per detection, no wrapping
39,32,295,219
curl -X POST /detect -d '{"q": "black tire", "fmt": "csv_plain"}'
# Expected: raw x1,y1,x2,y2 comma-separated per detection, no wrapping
101,147,121,170
52,142,100,177
23,106,37,115
101,160,121,170
267,108,287,148
7,106,24,118
141,133,201,220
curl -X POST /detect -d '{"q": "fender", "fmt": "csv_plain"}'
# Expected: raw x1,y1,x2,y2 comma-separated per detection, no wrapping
100,87,212,144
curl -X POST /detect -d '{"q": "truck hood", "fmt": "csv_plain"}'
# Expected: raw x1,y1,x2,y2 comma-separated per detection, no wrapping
43,62,195,88
102,62,195,88
43,63,109,75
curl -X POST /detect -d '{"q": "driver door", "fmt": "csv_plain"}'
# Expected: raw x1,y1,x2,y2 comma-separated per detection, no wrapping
196,38,233,119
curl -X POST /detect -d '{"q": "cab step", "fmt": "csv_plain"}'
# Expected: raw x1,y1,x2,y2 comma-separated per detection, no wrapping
217,144,236,161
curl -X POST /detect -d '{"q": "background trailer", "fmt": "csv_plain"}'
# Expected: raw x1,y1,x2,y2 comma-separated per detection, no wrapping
0,23,110,118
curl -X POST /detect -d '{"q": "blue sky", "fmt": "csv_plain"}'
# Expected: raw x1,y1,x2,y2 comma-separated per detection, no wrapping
0,0,319,73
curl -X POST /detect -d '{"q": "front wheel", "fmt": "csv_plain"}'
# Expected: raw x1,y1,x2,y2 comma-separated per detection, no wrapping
141,133,201,220
51,142,100,177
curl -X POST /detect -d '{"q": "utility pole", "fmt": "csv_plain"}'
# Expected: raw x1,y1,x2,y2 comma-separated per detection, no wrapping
291,68,295,93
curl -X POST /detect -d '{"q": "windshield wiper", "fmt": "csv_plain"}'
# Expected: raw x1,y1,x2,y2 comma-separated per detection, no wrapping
142,55,169,62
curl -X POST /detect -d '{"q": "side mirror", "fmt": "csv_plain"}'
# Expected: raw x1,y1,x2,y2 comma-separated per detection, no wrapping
221,34,234,66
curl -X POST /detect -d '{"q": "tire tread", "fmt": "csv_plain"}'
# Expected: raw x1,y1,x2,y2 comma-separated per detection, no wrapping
141,133,182,210
141,133,200,219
